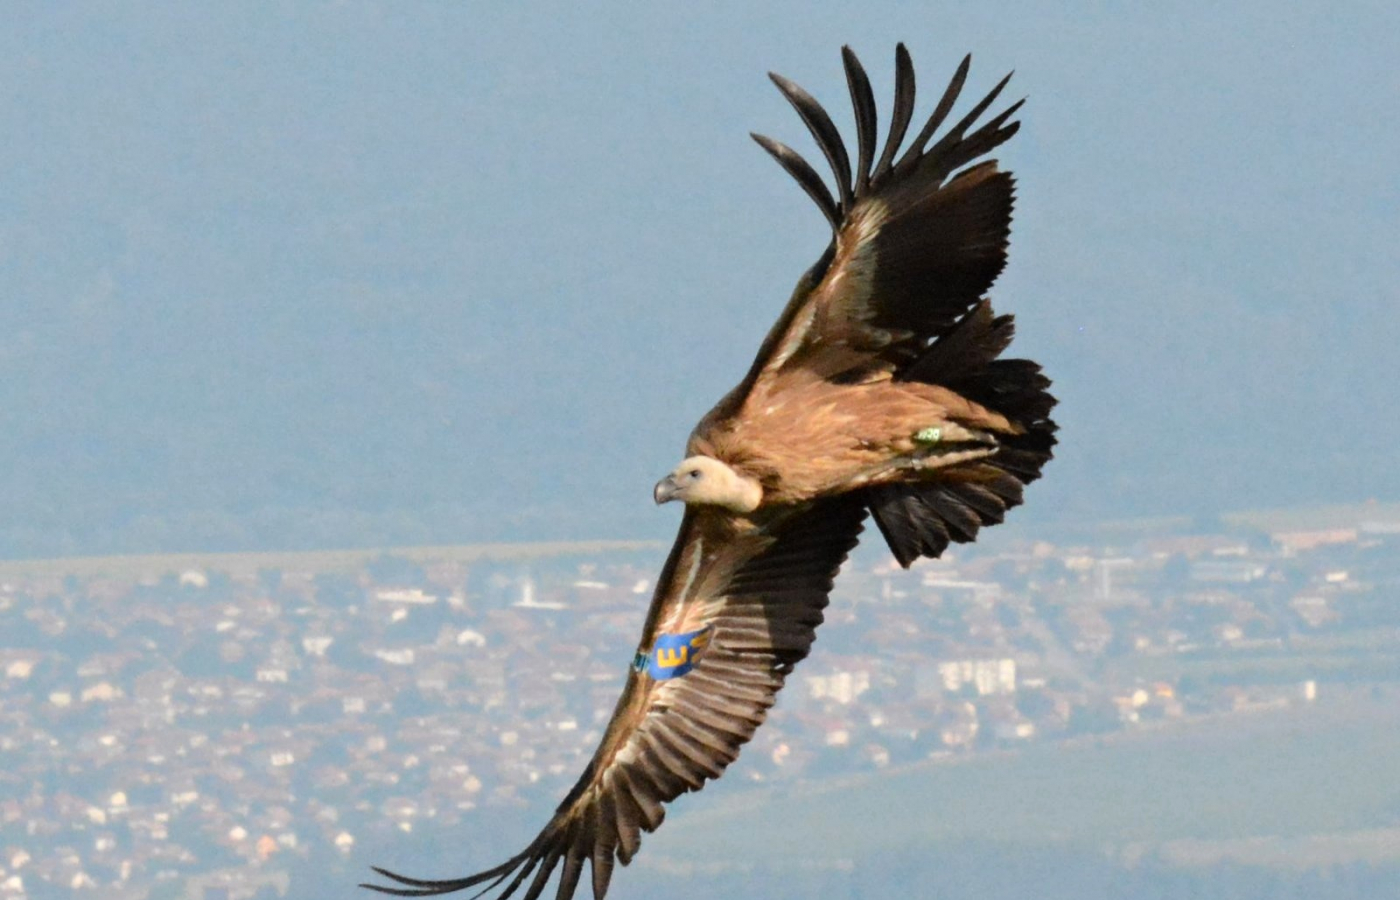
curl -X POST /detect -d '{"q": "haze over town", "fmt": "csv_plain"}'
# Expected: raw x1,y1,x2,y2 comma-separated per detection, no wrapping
3,4,1398,900
5,503,1400,899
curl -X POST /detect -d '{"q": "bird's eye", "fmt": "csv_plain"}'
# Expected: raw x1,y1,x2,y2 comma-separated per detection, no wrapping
689,469,702,479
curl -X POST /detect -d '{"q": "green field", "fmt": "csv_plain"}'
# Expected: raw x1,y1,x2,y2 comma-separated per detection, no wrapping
644,700,1400,868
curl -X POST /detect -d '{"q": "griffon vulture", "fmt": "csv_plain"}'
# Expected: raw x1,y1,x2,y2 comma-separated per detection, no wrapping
362,44,1056,900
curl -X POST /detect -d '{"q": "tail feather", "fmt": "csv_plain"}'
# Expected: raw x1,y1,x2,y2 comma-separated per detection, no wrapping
869,300,1056,568
869,484,952,567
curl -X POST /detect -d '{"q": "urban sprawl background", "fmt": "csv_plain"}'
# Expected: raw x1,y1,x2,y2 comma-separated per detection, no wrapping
4,504,1400,899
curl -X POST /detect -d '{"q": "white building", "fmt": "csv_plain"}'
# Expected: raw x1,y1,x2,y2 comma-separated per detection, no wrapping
806,670,871,705
937,658,1017,695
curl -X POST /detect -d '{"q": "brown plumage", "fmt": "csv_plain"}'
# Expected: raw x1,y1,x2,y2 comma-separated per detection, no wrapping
362,44,1055,900
669,44,1055,565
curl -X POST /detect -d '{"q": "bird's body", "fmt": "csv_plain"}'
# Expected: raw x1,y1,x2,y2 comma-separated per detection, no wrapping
692,356,1019,501
364,44,1057,900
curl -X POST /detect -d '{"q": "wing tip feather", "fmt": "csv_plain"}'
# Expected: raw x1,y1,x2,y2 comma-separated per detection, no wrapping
758,45,1024,228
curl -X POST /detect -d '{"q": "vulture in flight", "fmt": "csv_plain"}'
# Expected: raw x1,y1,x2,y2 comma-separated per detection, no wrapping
363,44,1056,900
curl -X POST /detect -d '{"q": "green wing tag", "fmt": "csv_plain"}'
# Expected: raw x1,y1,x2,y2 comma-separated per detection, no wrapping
915,427,943,444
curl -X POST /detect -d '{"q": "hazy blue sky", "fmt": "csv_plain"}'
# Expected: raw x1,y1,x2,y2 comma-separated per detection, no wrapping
2,2,1397,558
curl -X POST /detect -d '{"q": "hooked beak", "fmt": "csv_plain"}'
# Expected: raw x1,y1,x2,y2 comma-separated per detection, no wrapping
653,474,679,505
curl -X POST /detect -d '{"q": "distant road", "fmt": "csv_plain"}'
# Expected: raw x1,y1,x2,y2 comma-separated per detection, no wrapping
6,498,1397,581
0,539,667,581
1026,498,1400,544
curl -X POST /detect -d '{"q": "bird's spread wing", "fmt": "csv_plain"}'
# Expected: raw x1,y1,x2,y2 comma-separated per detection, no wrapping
704,45,1055,569
361,497,867,899
723,45,1022,408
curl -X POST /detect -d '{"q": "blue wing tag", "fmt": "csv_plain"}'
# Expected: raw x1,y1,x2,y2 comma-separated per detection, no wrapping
644,626,714,680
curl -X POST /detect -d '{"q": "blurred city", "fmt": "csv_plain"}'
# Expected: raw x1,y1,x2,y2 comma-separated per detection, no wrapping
4,504,1400,898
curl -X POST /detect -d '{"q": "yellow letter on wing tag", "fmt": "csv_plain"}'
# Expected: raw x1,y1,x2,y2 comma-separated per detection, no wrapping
656,646,688,669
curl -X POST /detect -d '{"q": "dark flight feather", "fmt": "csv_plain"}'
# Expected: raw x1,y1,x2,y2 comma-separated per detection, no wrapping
871,43,916,184
750,133,841,231
554,850,583,900
930,100,1024,184
521,848,558,900
895,53,970,175
761,48,1017,218
841,46,877,195
864,166,1016,338
921,70,1015,173
768,72,854,212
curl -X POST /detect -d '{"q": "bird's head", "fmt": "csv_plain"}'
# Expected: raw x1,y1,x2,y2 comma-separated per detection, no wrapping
653,456,763,514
